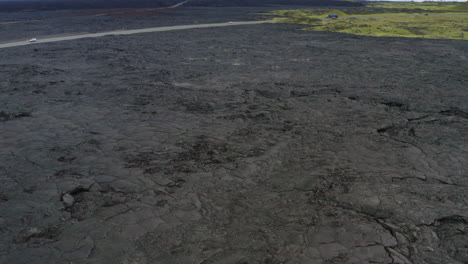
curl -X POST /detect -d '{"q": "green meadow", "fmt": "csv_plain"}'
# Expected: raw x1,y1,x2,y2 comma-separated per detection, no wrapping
266,2,468,40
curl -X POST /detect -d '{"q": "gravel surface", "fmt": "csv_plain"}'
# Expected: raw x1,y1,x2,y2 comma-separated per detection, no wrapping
0,11,467,264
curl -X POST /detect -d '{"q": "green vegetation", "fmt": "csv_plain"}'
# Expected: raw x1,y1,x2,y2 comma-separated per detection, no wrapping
458,2,468,12
367,2,464,12
315,15,467,40
266,1,468,40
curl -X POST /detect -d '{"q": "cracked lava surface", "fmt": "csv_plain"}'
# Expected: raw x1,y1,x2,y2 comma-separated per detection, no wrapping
0,19,467,264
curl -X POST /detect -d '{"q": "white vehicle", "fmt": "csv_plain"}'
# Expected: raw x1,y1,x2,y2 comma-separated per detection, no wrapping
29,38,37,42
228,21,234,24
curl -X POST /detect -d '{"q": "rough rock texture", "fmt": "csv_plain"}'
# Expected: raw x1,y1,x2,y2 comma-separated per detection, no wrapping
0,6,272,42
0,14,467,264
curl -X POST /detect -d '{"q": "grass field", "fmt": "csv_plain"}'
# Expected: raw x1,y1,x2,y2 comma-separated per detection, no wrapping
368,2,467,12
266,2,468,40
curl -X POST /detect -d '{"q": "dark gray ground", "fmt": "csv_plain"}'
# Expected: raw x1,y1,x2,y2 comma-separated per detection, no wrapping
0,6,284,42
0,7,467,264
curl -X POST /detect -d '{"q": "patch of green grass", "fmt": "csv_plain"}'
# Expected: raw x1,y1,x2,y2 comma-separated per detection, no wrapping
456,2,468,12
311,15,467,40
265,2,468,40
368,2,463,12
267,9,331,19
